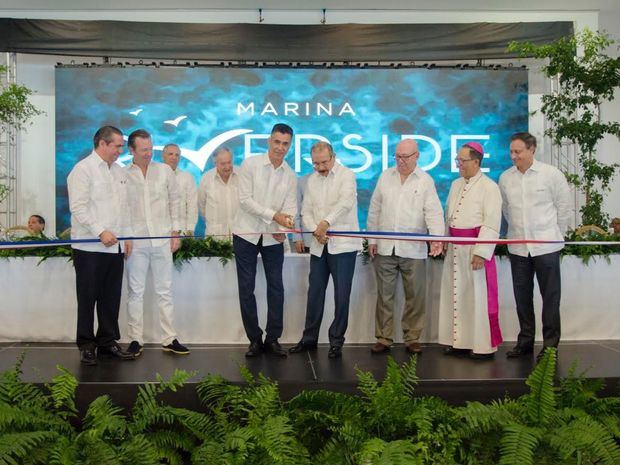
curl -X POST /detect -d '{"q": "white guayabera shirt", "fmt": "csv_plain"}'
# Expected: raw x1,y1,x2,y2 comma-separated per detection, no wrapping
174,168,198,233
233,154,297,247
68,151,132,253
197,167,239,237
367,166,445,259
302,162,361,257
499,160,571,258
125,161,181,248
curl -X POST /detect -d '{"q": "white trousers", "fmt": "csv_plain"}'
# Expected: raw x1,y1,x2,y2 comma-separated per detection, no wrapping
126,243,177,346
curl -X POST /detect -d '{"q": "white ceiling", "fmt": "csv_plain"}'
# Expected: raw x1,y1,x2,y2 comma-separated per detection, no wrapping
0,0,617,11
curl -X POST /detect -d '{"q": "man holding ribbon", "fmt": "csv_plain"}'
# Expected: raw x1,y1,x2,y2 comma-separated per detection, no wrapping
367,138,444,355
67,126,134,365
124,129,189,357
499,132,571,361
438,141,503,360
288,142,360,359
233,123,297,358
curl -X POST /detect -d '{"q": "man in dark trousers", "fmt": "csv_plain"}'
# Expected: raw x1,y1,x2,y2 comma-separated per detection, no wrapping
67,126,134,365
232,123,297,358
499,132,571,361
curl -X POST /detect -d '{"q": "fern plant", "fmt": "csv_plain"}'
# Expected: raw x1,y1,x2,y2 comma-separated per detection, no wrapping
194,367,311,465
1,350,618,465
0,355,75,465
457,348,620,465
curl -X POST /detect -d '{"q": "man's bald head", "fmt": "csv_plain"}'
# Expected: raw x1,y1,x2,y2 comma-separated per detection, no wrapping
394,139,420,176
396,138,418,154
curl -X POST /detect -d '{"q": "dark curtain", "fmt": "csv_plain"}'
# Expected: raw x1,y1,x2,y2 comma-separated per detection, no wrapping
0,19,573,61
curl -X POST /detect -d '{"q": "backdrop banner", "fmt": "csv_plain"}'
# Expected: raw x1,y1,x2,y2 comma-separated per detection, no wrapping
54,66,528,231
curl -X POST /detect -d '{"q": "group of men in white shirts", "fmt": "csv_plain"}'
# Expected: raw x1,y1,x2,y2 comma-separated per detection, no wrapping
68,123,570,365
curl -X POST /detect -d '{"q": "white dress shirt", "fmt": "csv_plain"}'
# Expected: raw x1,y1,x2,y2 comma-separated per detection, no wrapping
302,162,361,257
67,150,131,253
125,161,181,248
367,167,445,259
174,168,198,233
499,160,571,257
233,154,297,246
197,167,240,237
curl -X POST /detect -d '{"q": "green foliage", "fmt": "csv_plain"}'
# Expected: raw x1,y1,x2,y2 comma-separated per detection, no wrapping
562,230,620,263
0,350,618,464
173,236,234,268
0,65,43,131
0,235,72,264
0,236,235,268
357,438,425,465
508,29,620,228
523,348,557,425
492,230,620,264
457,348,620,465
498,424,542,465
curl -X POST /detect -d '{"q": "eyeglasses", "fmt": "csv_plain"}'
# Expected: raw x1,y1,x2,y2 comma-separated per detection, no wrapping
456,158,476,166
312,157,333,167
394,152,418,161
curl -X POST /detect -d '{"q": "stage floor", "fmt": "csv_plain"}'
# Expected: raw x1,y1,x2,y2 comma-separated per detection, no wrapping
1,341,618,409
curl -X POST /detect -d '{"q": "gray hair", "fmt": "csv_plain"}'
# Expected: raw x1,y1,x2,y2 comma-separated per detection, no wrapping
310,141,334,157
213,146,233,160
162,143,180,152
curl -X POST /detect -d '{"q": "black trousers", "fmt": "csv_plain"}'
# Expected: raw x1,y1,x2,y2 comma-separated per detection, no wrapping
233,235,284,344
508,251,562,349
73,248,124,349
301,247,357,347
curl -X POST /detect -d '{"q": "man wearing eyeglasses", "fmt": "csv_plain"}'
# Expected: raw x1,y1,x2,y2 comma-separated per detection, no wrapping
438,142,503,360
366,139,444,355
288,141,360,359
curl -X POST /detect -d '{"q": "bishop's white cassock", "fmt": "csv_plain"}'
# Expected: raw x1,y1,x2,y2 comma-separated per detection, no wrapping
438,171,502,354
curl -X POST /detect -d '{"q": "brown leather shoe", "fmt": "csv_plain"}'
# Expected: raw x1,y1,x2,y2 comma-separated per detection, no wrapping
406,342,422,354
371,342,390,354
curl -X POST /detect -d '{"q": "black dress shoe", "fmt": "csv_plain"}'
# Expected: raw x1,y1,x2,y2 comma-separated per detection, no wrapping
289,341,318,354
245,341,263,357
506,345,534,358
328,346,342,359
98,343,135,361
443,346,469,357
536,347,557,362
80,348,97,366
469,352,495,361
264,341,287,358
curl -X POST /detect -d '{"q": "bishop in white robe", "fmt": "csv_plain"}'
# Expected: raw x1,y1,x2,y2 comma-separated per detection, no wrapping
438,142,503,358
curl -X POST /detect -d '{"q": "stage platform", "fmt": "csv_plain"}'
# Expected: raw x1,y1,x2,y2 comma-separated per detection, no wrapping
1,341,618,413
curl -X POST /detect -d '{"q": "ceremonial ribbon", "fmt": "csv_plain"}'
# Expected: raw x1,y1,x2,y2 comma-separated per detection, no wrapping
1,230,619,250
